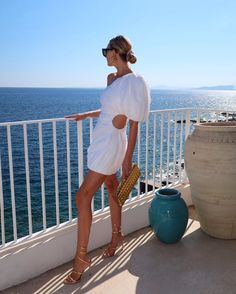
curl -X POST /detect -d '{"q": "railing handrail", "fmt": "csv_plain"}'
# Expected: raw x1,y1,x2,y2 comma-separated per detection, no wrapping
1,108,235,127
0,117,67,126
149,107,236,113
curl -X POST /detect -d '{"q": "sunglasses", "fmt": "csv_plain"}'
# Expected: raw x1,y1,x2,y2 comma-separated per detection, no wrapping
102,48,113,57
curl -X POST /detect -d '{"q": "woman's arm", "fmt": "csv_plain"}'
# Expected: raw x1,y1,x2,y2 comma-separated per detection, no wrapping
85,109,101,118
65,109,101,121
122,119,139,179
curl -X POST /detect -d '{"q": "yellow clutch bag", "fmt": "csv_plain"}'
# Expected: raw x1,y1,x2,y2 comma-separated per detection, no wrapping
115,164,141,207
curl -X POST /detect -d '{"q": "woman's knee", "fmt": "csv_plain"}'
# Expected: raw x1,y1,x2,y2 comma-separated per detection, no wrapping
105,178,118,193
75,189,91,207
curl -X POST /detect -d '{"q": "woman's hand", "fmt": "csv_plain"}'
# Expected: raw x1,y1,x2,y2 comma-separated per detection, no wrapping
122,157,132,180
64,113,87,121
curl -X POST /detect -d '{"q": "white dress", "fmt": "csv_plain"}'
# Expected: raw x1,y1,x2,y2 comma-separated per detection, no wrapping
87,72,151,175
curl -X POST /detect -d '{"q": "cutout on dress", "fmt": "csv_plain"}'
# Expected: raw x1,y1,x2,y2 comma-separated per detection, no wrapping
112,114,127,129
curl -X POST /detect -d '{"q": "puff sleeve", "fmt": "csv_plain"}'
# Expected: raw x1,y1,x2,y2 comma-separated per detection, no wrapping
120,75,151,122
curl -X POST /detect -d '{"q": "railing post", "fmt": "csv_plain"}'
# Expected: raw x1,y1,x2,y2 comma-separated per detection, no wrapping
0,151,5,247
145,118,149,194
172,111,177,185
23,123,33,235
77,120,84,187
166,111,171,187
38,122,47,231
66,120,72,221
185,110,191,140
179,112,184,183
89,118,94,212
152,113,157,194
183,110,191,182
7,125,17,241
137,122,141,197
159,113,164,187
52,121,60,226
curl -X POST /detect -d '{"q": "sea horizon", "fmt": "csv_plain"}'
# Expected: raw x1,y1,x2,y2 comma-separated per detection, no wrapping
0,85,235,91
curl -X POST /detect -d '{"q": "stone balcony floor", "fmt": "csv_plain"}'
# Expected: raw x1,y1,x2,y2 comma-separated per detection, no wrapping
3,206,236,294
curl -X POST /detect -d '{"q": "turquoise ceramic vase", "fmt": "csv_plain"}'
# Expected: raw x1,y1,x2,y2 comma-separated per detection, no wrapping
149,188,188,244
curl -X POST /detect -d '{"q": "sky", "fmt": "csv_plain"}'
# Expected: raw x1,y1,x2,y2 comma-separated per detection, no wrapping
0,0,235,88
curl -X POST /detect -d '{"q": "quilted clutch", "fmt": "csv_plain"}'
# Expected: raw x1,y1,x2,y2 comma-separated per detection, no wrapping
115,164,141,207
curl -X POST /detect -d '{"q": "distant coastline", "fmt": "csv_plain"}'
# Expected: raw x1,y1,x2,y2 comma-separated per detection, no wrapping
151,85,236,91
0,85,235,91
195,85,236,91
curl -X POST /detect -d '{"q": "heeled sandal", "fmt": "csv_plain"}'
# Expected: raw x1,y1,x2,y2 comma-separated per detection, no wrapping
102,225,125,258
63,246,91,285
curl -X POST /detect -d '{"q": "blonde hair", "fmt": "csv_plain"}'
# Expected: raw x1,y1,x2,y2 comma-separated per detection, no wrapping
108,35,137,64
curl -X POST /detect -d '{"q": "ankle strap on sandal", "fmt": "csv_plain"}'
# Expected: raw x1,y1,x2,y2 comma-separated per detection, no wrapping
78,246,87,254
112,224,122,234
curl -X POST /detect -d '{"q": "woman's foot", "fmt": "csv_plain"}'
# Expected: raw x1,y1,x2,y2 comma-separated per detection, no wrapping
102,225,124,258
64,247,91,284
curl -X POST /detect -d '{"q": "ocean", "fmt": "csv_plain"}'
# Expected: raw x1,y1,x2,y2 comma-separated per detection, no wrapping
1,88,236,123
0,87,236,243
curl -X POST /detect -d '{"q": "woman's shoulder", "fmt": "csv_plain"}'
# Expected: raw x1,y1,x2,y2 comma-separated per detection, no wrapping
128,73,149,89
107,73,117,86
123,72,145,82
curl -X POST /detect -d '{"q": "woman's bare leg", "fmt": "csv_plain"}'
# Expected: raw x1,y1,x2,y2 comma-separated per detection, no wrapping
105,173,121,228
75,170,106,254
65,169,106,281
103,173,124,256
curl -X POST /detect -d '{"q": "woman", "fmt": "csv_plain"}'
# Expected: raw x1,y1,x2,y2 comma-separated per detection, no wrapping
63,35,151,284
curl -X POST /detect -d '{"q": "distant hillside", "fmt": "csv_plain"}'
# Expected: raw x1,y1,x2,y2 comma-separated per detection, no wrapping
196,85,236,90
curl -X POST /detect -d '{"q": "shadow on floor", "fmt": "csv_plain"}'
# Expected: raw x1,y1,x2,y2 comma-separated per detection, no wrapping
4,220,236,294
4,228,155,294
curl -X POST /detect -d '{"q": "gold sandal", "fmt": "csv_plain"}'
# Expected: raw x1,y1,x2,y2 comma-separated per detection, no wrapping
64,247,91,284
102,225,124,258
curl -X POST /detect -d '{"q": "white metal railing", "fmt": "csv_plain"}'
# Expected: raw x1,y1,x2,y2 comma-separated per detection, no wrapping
0,108,235,248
